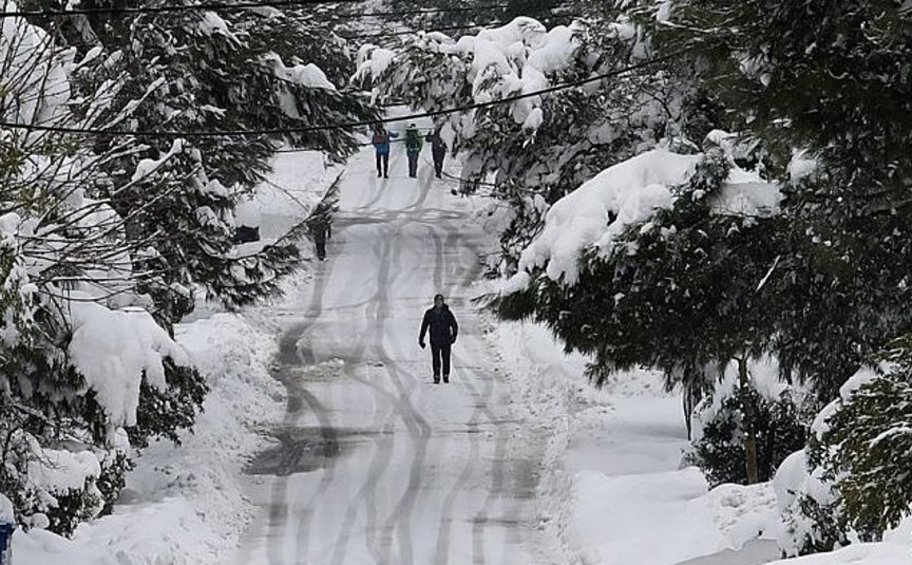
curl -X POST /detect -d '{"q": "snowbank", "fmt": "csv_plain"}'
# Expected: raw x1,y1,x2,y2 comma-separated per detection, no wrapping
767,543,910,564
72,313,281,565
485,314,781,565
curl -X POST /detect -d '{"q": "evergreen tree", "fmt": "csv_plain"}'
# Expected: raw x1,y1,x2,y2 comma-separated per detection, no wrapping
687,375,810,487
0,20,204,529
659,0,912,399
58,0,377,323
0,0,377,534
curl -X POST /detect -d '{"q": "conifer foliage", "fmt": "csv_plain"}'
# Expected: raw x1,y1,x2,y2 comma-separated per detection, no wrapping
1,0,374,534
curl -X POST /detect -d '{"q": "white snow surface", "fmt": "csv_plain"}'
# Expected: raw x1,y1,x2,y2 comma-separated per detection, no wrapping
505,149,699,289
1,3,72,125
267,53,336,91
767,543,911,564
27,448,102,494
0,493,13,523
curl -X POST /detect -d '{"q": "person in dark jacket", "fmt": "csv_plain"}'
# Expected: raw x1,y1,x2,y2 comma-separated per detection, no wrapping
307,202,333,261
425,128,447,179
371,124,398,178
418,293,458,383
404,123,423,178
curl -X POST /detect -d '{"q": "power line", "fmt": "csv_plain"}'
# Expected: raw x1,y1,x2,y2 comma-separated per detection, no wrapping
340,21,501,41
0,0,507,18
0,51,684,138
1,0,361,17
341,4,508,19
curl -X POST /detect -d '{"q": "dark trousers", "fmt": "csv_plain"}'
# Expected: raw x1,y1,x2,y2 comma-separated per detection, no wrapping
407,152,419,177
432,150,445,177
430,342,451,379
314,235,326,260
376,153,389,176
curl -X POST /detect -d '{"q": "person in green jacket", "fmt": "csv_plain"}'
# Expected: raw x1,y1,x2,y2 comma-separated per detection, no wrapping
405,123,423,178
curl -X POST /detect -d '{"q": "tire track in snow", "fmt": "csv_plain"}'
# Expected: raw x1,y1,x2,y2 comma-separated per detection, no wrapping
263,258,339,565
321,232,400,565
372,226,433,565
429,218,492,565
331,165,437,564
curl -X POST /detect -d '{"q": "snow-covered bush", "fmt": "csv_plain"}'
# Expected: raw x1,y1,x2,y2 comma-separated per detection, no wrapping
778,343,912,555
687,360,810,487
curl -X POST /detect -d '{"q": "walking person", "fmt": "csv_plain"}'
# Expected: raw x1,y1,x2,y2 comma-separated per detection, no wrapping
425,128,447,179
307,202,332,261
371,124,397,178
418,294,458,384
405,123,423,178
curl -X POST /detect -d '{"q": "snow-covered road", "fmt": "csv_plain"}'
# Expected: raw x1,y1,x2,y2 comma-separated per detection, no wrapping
233,137,547,565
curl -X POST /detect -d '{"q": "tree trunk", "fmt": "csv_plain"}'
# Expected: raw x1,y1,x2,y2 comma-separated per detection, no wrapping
737,356,760,484
683,381,702,440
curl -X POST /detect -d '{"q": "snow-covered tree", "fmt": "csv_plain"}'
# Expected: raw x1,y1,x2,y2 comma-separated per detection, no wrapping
357,12,707,271
491,132,788,481
687,359,810,487
57,0,377,323
778,339,912,555
659,0,912,400
0,5,209,533
0,0,376,535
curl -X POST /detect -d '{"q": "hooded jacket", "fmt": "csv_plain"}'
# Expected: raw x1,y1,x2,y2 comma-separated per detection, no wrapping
419,304,458,346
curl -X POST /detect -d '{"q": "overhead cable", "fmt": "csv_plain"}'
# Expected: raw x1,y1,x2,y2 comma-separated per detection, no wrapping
0,51,684,138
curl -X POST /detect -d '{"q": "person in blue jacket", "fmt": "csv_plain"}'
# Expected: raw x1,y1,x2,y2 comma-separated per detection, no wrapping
418,294,458,384
371,124,397,178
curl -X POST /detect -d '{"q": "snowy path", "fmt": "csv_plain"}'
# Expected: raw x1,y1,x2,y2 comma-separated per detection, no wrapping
233,138,548,565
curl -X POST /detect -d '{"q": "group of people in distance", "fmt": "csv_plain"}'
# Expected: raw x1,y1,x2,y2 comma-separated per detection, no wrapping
371,123,447,180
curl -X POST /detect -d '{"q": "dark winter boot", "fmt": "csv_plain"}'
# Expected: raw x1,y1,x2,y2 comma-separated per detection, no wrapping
434,376,440,384
443,374,449,383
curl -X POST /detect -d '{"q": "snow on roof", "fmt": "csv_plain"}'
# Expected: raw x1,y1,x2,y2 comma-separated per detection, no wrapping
503,147,782,293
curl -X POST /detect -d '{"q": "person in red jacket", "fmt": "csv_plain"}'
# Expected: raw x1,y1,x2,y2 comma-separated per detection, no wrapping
418,294,459,384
